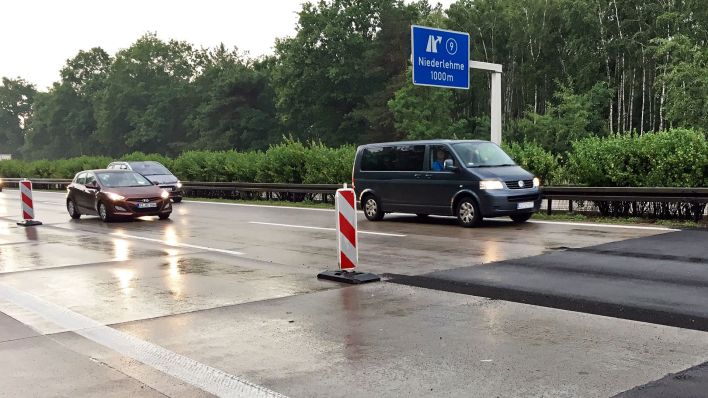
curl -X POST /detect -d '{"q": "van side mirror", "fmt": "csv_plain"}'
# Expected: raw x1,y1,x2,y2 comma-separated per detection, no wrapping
444,159,457,171
86,181,99,190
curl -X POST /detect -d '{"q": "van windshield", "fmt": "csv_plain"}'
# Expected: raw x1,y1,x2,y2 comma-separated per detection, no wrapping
452,142,516,168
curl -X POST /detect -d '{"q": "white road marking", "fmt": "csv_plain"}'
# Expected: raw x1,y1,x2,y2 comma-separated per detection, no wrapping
249,221,407,237
529,220,679,231
186,200,335,212
0,282,286,398
110,232,245,256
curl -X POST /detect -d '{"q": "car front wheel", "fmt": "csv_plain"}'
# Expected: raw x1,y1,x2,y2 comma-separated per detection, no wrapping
456,197,482,227
67,199,81,219
98,202,112,222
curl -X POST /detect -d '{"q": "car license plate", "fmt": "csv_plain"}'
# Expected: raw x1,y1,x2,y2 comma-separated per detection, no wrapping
137,202,157,208
517,201,534,210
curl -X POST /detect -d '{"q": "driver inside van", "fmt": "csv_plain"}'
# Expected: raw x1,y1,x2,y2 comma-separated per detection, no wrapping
432,149,450,171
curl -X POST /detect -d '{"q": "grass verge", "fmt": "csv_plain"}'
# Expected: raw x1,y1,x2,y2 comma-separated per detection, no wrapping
532,212,707,229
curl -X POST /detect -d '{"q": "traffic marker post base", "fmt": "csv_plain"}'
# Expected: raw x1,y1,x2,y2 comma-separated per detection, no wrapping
318,184,380,285
317,270,380,284
17,220,42,227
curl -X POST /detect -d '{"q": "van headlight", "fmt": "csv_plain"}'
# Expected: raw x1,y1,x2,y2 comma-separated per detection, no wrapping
176,181,182,189
533,177,540,187
479,180,504,190
161,190,170,199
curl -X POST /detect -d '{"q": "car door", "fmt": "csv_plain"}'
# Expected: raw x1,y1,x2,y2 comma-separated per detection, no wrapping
386,145,426,211
414,144,463,215
71,172,89,210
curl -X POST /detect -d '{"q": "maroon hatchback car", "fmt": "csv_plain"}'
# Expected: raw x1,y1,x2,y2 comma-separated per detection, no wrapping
66,169,172,222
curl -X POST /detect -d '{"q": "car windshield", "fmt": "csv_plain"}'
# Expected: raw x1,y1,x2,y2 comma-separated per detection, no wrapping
96,172,153,188
128,162,171,175
452,142,516,168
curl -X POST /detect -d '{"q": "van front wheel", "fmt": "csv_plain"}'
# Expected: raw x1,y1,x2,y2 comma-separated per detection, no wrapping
363,195,384,221
456,197,482,227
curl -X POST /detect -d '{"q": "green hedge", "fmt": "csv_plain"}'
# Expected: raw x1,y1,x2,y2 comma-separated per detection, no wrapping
566,129,707,187
1,130,705,187
0,141,357,184
503,141,561,185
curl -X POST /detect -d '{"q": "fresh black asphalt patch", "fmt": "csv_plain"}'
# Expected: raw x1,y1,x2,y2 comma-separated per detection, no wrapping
388,229,708,396
613,360,708,398
387,229,708,332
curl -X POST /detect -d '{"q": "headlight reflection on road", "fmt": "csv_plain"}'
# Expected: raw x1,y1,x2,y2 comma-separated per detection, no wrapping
166,255,183,300
112,238,130,262
482,240,501,263
113,268,135,296
164,225,179,246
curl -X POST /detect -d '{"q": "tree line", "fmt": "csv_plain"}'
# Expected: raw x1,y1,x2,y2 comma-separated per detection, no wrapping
1,0,706,160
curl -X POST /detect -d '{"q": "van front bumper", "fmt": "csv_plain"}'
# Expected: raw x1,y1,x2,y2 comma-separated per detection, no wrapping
477,189,542,217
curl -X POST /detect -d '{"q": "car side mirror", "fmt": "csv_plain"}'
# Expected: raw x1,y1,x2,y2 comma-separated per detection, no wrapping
86,181,99,190
153,181,160,186
444,159,458,171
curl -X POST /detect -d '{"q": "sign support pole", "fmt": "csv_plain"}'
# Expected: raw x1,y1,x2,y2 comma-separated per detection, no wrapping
469,61,503,145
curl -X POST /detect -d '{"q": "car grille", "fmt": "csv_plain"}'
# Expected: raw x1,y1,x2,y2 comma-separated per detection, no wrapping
505,179,534,189
507,193,540,203
126,197,161,202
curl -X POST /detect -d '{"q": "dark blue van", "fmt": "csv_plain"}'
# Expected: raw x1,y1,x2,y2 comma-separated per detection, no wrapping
352,140,541,227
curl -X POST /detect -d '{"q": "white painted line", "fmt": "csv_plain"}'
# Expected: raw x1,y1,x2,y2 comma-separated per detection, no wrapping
529,220,679,232
186,200,335,212
249,221,406,237
110,232,245,256
0,282,286,398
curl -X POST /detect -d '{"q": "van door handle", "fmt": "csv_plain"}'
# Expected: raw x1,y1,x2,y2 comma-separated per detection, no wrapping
423,174,432,179
413,173,423,178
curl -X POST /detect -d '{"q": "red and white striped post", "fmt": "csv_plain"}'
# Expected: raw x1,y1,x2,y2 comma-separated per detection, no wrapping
17,179,42,227
336,184,358,269
317,183,379,284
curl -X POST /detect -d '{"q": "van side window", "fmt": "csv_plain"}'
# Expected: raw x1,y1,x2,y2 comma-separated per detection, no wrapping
430,146,455,171
361,145,425,171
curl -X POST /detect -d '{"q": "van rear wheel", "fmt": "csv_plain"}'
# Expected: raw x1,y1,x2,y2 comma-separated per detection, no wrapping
363,195,384,221
456,197,482,227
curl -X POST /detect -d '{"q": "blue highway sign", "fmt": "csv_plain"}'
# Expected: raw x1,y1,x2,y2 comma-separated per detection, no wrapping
411,25,470,89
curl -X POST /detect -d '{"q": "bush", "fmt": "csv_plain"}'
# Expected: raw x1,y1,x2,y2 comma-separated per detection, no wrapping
256,139,308,183
302,142,356,184
503,141,562,185
566,129,707,187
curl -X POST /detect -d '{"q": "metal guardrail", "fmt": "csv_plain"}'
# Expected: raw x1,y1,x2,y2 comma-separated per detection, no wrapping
1,178,705,218
541,186,708,220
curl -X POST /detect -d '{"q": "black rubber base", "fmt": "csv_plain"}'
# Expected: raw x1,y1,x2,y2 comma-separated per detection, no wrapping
317,270,380,284
16,220,42,227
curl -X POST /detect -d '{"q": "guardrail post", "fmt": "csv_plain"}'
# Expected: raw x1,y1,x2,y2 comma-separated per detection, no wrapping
568,200,574,213
547,199,552,215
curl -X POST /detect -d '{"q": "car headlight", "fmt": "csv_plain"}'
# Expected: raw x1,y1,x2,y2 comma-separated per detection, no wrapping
105,192,125,201
479,180,504,190
533,177,540,187
176,181,182,189
161,190,169,199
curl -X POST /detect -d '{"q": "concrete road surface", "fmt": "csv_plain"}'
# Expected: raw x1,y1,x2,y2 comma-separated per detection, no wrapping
1,189,706,397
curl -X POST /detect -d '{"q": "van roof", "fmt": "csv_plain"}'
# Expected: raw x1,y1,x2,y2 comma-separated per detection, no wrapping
357,139,489,148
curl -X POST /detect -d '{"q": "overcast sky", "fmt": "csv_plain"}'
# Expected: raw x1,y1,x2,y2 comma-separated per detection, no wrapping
1,0,454,90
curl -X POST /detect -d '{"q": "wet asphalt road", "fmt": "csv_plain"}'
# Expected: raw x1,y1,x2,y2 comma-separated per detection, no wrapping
1,189,707,397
